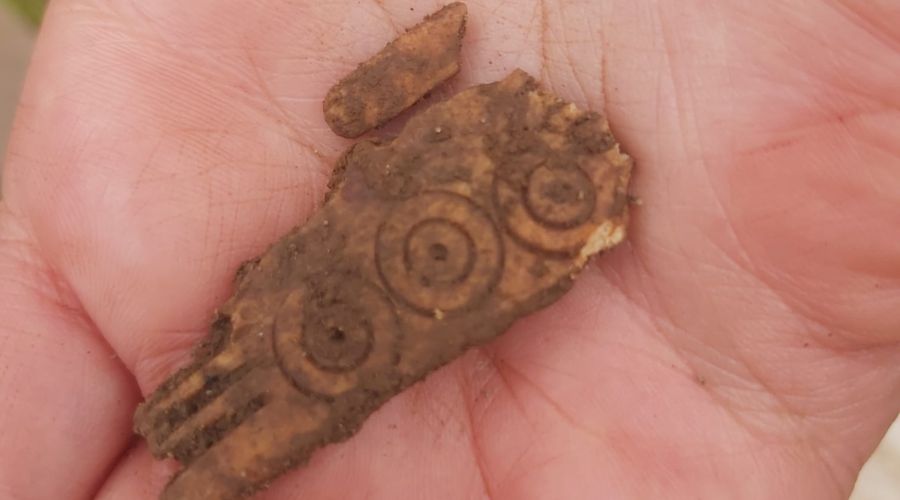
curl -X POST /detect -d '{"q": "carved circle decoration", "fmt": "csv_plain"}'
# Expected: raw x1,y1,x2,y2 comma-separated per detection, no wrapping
273,274,400,398
376,191,504,315
494,163,601,257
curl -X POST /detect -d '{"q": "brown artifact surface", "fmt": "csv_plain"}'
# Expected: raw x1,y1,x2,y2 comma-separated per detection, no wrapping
134,8,632,498
323,2,467,138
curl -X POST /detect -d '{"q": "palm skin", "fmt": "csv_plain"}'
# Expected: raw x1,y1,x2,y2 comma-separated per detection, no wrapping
1,0,898,498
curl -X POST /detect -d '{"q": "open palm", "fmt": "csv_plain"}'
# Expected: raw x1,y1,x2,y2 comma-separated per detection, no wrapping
1,1,898,499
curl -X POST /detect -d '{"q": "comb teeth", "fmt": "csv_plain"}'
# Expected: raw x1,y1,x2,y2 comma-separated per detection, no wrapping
159,372,270,464
135,332,339,500
160,392,332,500
134,331,272,458
169,394,268,464
149,363,253,449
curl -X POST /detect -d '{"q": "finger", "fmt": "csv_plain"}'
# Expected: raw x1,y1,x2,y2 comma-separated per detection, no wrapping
4,0,335,392
2,2,577,498
2,0,548,392
0,206,139,499
94,442,177,500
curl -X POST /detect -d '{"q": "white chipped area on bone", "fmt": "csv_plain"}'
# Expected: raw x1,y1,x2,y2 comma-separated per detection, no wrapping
576,221,626,266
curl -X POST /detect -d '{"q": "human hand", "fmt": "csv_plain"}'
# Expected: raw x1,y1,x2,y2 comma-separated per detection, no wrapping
1,1,898,498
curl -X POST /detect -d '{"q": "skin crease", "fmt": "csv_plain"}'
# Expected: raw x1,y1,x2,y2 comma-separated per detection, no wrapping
0,0,898,498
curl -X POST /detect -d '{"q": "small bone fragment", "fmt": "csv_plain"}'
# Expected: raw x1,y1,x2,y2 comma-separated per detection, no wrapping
323,2,468,138
135,70,632,500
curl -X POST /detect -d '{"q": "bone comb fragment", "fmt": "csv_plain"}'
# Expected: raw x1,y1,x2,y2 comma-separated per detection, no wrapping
135,68,632,500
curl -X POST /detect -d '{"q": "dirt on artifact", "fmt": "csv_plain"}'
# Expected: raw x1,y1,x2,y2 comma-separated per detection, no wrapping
323,2,468,138
133,4,634,500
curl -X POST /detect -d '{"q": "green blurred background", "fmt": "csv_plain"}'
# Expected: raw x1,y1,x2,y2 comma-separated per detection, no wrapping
0,0,39,165
4,0,46,26
0,2,896,498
